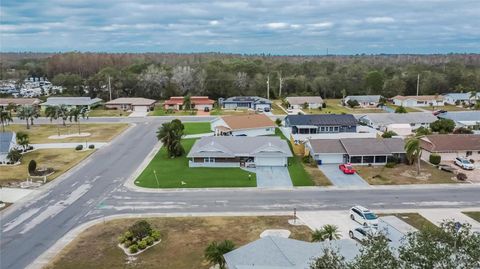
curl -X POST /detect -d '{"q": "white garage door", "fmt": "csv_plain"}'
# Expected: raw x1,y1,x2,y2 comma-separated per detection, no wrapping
316,154,344,164
255,157,285,166
134,105,148,112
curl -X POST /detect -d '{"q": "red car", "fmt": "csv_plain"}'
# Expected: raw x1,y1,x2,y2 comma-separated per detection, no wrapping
339,163,356,174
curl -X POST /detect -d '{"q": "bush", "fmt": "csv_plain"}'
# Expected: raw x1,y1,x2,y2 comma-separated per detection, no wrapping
123,240,133,248
28,160,37,174
118,235,126,244
28,145,34,150
124,231,133,241
145,236,154,246
457,173,467,181
395,106,407,113
75,145,83,151
382,131,397,138
129,220,153,240
385,162,396,168
129,244,139,253
88,144,95,149
275,118,282,126
429,154,441,165
322,102,327,108
387,156,400,164
151,230,161,241
137,240,147,250
430,119,455,133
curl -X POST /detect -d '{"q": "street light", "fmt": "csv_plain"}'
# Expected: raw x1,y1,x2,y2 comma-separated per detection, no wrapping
153,170,160,188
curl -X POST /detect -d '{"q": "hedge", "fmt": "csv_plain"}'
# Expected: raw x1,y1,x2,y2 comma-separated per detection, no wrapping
429,154,441,165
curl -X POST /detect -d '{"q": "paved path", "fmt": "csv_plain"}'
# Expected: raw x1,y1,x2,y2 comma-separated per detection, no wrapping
418,209,480,232
254,167,293,188
31,142,107,149
318,165,369,188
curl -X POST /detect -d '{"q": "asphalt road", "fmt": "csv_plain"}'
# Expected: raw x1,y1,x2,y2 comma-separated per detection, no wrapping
1,116,480,269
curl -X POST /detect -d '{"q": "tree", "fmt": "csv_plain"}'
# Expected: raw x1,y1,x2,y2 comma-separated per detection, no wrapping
415,126,431,136
204,240,236,269
128,220,152,240
405,138,422,175
302,102,309,109
430,119,455,134
346,99,360,108
395,106,407,113
17,105,39,129
0,107,13,132
7,149,22,163
382,131,397,138
349,233,400,269
311,224,341,242
16,132,30,150
28,160,37,175
69,107,88,134
310,248,347,269
156,119,185,158
45,105,70,136
275,118,282,126
183,95,191,111
453,127,474,134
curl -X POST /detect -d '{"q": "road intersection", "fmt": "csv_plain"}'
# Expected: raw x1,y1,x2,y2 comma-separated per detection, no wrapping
1,116,480,269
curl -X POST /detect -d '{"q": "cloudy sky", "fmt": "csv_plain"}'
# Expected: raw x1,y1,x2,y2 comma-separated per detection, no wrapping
1,0,479,54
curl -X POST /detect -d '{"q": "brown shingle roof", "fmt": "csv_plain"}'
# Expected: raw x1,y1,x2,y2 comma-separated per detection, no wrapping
393,95,444,101
285,96,324,105
106,98,156,106
420,134,480,152
308,139,346,154
0,98,41,106
220,114,274,131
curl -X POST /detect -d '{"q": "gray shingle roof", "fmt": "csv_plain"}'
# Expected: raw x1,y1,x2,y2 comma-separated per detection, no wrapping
0,132,15,153
309,139,346,154
357,112,437,126
187,136,292,158
285,96,324,105
285,114,357,126
42,97,103,106
438,111,480,122
344,95,382,103
309,138,405,155
224,237,360,269
222,96,272,104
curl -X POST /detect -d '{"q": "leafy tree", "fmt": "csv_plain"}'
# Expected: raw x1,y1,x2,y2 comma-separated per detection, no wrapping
382,131,397,138
28,160,37,174
310,248,347,269
395,106,407,113
364,71,384,94
204,240,236,269
0,107,13,132
347,99,360,108
128,220,152,240
17,105,40,129
430,119,455,134
183,95,191,111
68,107,88,134
7,149,22,163
453,127,474,134
16,132,30,150
415,126,431,136
275,118,282,126
349,233,399,269
156,119,185,158
45,105,69,126
405,138,422,175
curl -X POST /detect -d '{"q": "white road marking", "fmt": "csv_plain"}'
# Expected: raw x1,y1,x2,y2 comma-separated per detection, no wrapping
3,208,41,232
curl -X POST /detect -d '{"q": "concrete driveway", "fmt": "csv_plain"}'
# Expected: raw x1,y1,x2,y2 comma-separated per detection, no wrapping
254,167,293,188
318,164,369,188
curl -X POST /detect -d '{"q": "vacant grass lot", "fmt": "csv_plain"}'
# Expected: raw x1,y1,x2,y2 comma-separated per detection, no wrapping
210,108,254,116
303,99,386,114
0,149,93,184
380,213,436,230
4,123,129,143
384,103,422,113
88,108,131,117
462,212,480,222
149,105,196,116
183,122,211,135
46,216,312,269
135,139,256,188
355,162,457,185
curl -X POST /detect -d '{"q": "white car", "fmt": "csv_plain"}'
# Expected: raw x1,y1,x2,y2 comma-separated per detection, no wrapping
350,205,379,228
454,157,474,170
349,227,370,242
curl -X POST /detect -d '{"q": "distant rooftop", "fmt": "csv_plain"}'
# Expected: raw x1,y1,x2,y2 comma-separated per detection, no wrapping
285,96,324,105
344,95,382,102
438,111,480,122
285,114,357,126
357,112,438,126
106,97,156,106
221,96,272,104
42,97,102,106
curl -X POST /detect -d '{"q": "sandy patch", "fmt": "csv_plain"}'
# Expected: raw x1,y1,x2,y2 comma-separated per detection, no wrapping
48,133,91,139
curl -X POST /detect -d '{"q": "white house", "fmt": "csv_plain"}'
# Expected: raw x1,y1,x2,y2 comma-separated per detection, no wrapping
285,96,324,109
105,98,156,112
211,114,275,136
357,112,438,131
0,132,17,164
392,95,444,107
443,92,480,105
438,111,480,133
343,95,382,108
41,97,103,110
420,134,480,162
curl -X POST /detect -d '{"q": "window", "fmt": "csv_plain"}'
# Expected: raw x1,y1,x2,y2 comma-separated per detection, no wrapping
350,156,362,163
334,126,339,132
362,156,374,163
329,126,334,132
375,156,387,163
466,151,472,157
320,127,325,132
204,157,215,163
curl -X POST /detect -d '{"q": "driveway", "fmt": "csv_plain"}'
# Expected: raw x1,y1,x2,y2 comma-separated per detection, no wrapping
128,111,148,117
254,167,293,188
318,164,369,188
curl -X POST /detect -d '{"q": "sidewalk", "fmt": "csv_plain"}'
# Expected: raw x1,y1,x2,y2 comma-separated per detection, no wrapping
32,142,107,149
418,209,480,232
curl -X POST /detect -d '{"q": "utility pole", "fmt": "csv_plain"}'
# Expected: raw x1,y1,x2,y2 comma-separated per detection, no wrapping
278,72,283,98
416,73,420,96
266,74,270,99
108,76,112,101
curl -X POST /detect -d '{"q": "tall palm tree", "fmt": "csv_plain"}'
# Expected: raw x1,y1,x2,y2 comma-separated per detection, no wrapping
69,107,88,134
16,132,30,150
311,229,326,242
204,240,235,269
405,138,422,175
17,105,39,129
0,107,13,132
156,120,185,158
311,224,341,242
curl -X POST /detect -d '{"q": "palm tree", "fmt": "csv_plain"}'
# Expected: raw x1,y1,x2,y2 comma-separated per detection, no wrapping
7,149,22,163
17,105,39,129
405,138,422,175
183,95,191,111
204,240,235,269
16,132,30,150
69,107,88,134
0,107,13,132
311,224,341,242
311,229,326,242
470,90,478,106
45,105,70,136
156,120,185,158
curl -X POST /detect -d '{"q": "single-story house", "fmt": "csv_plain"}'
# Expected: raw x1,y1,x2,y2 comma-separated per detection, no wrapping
357,112,437,131
343,95,382,108
0,98,41,109
306,137,406,165
385,124,413,136
438,111,480,133
392,95,444,107
285,96,324,109
211,114,275,136
41,97,103,110
105,97,156,112
443,92,480,105
163,96,214,111
218,96,272,111
187,136,292,168
224,236,360,269
420,134,480,162
284,114,357,134
0,132,17,164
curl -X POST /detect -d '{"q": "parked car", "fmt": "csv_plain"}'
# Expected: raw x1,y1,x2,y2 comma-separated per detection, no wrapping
339,163,356,174
263,107,271,112
350,205,379,227
287,108,293,113
204,107,210,112
433,109,447,116
349,227,370,242
454,157,474,170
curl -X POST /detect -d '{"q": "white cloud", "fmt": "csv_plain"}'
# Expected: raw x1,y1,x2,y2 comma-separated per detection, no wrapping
265,22,290,30
209,20,219,25
365,16,395,23
308,22,334,29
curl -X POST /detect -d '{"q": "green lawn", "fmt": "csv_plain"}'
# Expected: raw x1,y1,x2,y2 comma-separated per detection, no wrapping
380,213,437,230
149,105,196,116
183,122,211,135
385,103,422,113
462,212,480,222
88,107,131,117
135,139,256,188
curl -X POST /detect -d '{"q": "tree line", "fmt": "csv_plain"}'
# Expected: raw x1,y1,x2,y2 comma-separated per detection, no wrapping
2,52,480,101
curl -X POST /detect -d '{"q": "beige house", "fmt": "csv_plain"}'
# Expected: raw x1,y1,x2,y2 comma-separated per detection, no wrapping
285,96,324,109
0,98,41,109
105,98,156,112
392,95,444,107
420,134,480,162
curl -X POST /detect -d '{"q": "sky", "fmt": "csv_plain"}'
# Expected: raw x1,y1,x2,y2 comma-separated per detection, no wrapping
1,0,479,55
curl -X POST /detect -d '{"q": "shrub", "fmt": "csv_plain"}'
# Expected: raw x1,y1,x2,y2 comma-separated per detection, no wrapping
88,144,95,149
123,240,133,248
385,162,396,168
275,118,282,126
322,102,327,108
145,236,154,246
470,159,475,164
453,127,474,134
129,244,139,253
387,156,400,164
382,131,397,138
347,99,359,108
118,235,126,244
457,173,467,181
75,145,83,151
129,220,152,240
151,230,161,241
395,106,407,113
28,160,37,174
429,154,441,165
124,231,133,241
28,145,34,150
137,240,147,250
430,119,455,133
